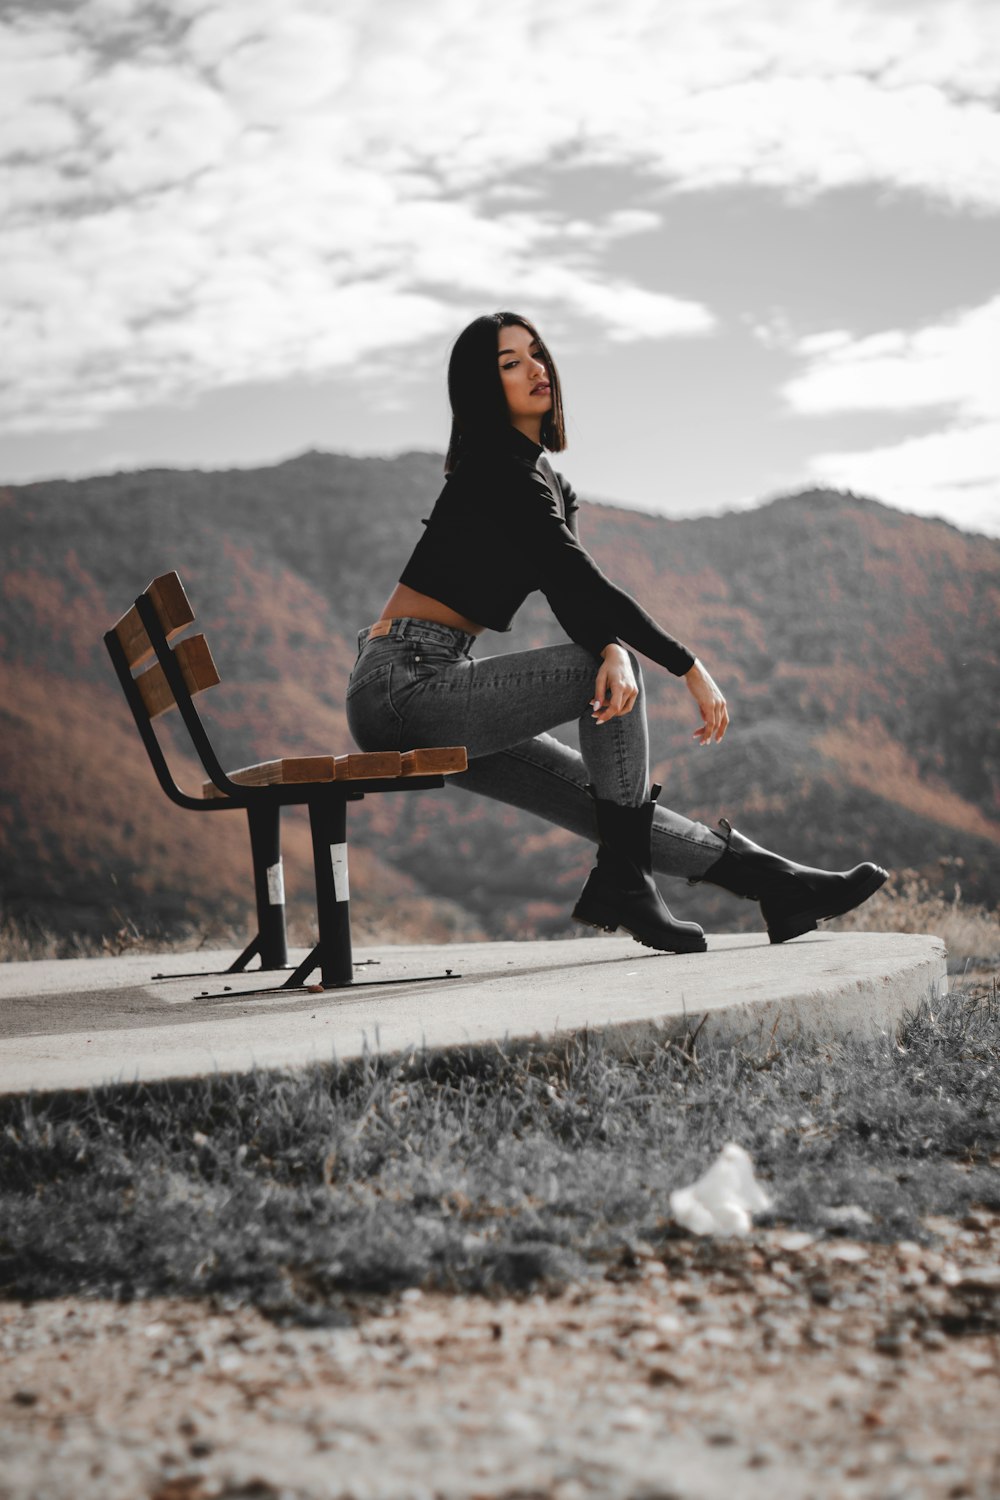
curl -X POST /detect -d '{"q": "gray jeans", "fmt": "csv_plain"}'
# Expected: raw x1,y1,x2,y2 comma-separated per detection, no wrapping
346,619,724,879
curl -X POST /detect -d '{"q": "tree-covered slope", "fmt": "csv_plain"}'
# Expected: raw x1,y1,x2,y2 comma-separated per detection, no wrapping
1,454,996,944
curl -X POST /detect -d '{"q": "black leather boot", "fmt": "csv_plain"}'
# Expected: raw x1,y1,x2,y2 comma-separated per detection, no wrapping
695,819,888,944
572,786,707,953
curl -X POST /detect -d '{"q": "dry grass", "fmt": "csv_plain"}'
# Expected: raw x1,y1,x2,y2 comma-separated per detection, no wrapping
0,911,247,964
1,982,998,1322
828,860,999,965
7,860,995,967
0,913,110,963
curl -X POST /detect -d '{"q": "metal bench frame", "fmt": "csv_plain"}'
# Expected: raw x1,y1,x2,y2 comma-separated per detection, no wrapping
105,574,465,994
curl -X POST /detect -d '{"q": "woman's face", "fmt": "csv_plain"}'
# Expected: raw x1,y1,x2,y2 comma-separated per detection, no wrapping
497,323,552,426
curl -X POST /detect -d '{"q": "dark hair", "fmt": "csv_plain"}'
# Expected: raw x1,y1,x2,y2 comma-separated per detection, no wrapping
443,310,566,474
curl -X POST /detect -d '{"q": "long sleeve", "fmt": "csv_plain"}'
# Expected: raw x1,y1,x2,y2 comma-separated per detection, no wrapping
516,467,696,676
397,429,697,676
552,468,581,540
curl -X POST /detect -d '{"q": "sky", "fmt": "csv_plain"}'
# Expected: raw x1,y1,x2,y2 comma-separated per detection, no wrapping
2,0,999,537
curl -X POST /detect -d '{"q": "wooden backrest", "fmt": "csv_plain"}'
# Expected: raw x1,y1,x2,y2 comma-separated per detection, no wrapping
108,571,469,810
114,572,193,668
110,571,220,720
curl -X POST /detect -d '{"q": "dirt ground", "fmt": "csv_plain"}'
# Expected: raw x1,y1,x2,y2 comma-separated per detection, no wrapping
2,1214,999,1500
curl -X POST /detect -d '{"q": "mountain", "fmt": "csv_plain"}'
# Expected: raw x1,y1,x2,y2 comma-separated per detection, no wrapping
1,452,996,948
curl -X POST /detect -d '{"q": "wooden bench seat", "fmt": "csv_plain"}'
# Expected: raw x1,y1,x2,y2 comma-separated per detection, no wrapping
105,570,468,991
202,747,467,799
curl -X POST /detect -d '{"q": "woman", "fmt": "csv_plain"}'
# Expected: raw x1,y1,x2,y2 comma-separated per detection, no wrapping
346,311,887,952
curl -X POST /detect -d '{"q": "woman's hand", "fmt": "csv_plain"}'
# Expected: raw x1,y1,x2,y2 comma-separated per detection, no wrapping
592,643,639,724
684,658,729,745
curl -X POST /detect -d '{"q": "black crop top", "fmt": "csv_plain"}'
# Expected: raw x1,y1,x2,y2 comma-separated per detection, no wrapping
399,426,696,677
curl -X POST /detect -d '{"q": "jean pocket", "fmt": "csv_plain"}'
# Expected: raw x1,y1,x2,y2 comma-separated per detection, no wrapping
345,661,404,751
346,658,393,699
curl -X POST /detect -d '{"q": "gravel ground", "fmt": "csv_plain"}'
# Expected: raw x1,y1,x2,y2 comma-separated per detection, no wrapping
2,1214,999,1500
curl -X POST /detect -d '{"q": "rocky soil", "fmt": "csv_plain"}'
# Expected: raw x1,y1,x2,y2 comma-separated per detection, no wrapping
2,1213,999,1500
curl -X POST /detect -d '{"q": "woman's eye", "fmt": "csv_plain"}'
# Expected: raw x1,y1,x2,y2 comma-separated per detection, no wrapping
501,351,542,371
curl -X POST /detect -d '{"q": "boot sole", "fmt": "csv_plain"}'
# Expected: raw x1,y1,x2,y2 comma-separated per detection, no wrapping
571,911,708,955
766,866,889,945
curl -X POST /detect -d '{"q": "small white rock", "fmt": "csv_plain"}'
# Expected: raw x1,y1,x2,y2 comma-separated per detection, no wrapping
828,1243,868,1264
669,1143,772,1237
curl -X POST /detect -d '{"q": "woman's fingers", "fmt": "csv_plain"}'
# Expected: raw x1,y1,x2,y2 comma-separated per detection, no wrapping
683,660,729,744
693,692,729,744
592,669,638,722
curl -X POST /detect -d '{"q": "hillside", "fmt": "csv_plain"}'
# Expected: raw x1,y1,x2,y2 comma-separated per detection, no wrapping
1,453,997,948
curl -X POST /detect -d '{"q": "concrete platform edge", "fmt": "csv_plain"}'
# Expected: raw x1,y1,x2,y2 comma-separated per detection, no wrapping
0,934,949,1098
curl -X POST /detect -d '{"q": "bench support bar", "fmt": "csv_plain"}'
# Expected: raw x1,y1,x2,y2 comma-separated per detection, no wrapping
309,796,354,987
194,967,461,1000
246,804,289,970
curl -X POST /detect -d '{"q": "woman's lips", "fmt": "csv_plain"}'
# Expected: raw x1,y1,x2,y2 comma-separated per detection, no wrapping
532,383,551,395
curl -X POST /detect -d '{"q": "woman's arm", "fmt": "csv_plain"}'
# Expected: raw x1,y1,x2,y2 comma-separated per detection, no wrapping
526,469,728,737
591,646,728,741
521,467,695,676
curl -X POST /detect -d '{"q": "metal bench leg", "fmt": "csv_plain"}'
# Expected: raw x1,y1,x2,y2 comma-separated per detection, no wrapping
241,803,289,970
308,794,354,988
190,790,461,999
154,803,289,980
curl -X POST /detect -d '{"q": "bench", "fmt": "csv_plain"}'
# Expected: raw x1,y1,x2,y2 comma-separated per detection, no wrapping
104,571,467,991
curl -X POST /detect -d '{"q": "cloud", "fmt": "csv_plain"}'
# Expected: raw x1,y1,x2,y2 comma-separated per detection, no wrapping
2,0,999,437
793,331,854,357
210,13,357,122
644,76,1000,210
0,169,714,433
528,270,714,342
784,296,1000,421
563,210,663,243
779,297,1000,535
809,423,1000,537
78,63,242,196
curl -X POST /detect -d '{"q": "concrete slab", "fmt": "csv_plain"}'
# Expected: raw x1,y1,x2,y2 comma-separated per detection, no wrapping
0,932,947,1096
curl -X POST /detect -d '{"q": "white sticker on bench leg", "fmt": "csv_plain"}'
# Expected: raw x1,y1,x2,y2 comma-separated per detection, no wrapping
266,860,285,907
330,843,350,902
